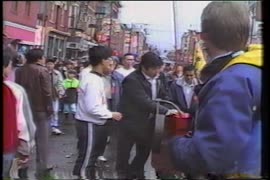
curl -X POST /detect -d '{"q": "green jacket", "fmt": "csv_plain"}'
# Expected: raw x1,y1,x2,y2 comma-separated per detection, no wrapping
63,78,79,89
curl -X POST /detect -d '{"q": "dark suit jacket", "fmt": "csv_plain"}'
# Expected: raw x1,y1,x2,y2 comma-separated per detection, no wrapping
119,70,170,143
170,80,198,116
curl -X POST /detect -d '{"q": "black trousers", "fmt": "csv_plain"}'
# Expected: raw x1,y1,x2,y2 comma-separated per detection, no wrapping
73,120,108,179
116,125,152,179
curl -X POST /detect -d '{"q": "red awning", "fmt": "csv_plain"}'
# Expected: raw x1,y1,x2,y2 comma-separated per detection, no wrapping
4,25,35,43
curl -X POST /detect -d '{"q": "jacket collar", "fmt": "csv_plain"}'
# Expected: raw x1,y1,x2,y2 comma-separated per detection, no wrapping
91,71,103,77
35,62,46,67
141,71,159,81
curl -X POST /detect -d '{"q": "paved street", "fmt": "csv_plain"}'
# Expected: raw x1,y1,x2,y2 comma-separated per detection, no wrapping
27,114,157,179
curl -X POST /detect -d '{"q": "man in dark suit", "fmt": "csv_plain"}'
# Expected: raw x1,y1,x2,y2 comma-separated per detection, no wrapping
116,52,178,179
170,65,199,117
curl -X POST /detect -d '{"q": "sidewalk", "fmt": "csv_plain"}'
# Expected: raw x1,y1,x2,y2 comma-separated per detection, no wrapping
27,115,157,179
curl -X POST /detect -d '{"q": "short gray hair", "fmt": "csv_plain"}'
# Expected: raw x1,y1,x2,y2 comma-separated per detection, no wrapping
201,2,250,51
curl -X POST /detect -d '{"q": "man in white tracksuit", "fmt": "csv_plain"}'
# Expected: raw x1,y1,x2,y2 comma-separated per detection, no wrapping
73,46,122,179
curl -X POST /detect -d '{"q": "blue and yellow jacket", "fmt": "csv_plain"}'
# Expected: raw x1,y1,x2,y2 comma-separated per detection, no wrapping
169,45,262,178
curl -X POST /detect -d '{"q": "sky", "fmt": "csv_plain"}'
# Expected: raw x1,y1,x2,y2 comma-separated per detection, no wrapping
119,1,211,51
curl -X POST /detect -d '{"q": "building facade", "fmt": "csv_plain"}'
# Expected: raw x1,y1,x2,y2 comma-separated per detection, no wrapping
3,1,41,53
66,1,98,60
248,1,262,44
40,1,71,59
3,1,149,60
180,30,200,64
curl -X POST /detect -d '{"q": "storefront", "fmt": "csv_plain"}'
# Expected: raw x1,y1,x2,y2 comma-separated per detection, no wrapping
45,28,70,59
4,21,36,51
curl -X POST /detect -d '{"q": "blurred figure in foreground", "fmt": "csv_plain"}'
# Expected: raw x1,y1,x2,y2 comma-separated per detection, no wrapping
3,46,36,179
153,2,262,179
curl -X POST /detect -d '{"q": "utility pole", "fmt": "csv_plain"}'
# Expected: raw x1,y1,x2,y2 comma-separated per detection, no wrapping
128,24,132,53
136,31,140,54
172,1,178,62
41,1,48,54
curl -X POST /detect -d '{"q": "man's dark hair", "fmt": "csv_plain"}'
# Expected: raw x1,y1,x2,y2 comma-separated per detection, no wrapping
46,58,56,64
25,48,44,64
65,60,73,66
68,69,77,75
88,46,113,66
123,53,135,58
183,65,195,73
140,52,163,70
3,46,17,68
82,61,90,68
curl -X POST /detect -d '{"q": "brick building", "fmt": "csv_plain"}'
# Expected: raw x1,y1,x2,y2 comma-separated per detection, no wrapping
95,1,123,54
180,30,200,64
120,23,147,56
3,1,41,52
38,1,71,59
65,1,98,60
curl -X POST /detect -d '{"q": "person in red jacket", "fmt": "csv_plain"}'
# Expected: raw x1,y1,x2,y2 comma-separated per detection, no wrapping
3,46,30,178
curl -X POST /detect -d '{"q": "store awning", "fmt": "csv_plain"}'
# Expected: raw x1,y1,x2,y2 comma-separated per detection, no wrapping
4,26,35,43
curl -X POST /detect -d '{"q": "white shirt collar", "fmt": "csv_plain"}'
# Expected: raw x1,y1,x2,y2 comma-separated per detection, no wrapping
142,71,158,81
176,76,197,87
209,51,232,63
209,50,244,63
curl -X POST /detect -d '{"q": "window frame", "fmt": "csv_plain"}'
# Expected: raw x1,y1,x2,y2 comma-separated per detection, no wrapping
25,1,31,16
11,1,19,14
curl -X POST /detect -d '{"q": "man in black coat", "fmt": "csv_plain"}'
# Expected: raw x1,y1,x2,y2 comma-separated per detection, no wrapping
116,52,178,179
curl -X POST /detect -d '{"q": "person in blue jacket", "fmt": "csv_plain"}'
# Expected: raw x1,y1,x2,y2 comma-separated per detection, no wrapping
166,2,262,178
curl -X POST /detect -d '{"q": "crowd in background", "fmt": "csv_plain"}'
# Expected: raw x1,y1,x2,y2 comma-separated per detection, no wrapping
3,2,262,179
3,39,200,179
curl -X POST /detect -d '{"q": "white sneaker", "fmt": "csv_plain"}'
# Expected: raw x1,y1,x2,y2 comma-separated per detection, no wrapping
97,156,107,162
52,127,63,135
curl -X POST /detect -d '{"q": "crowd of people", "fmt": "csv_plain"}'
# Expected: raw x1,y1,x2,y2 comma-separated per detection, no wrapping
3,1,262,180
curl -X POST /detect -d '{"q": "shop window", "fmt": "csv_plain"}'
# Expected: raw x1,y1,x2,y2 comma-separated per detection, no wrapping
61,6,65,26
50,3,55,22
54,39,59,57
25,2,31,16
59,40,64,58
68,5,78,28
18,44,31,55
47,36,54,57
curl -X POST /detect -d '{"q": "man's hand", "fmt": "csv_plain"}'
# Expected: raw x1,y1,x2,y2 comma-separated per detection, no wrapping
16,153,29,168
112,112,123,121
184,131,193,138
166,109,178,116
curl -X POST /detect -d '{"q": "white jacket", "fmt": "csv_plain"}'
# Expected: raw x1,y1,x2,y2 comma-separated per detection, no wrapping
75,72,112,125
